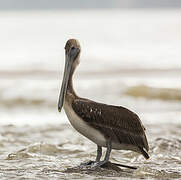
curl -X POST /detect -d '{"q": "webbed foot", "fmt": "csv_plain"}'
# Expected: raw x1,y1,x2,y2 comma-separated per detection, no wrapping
91,160,108,168
80,160,94,167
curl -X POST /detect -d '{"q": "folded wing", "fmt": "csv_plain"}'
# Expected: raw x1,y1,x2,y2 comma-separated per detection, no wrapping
72,98,149,152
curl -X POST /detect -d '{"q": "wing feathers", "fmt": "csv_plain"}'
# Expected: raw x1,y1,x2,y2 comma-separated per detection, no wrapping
72,98,149,152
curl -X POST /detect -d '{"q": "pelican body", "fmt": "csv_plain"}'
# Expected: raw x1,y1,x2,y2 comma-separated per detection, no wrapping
58,39,149,168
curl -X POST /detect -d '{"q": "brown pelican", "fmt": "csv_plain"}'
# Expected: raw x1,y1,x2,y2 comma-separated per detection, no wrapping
58,39,149,168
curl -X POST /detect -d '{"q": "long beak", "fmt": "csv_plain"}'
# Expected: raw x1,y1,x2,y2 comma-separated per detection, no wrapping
58,48,79,112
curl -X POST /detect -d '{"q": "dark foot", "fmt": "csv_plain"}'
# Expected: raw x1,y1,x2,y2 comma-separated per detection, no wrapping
80,160,94,167
80,161,137,170
113,163,137,170
91,161,137,170
91,160,108,168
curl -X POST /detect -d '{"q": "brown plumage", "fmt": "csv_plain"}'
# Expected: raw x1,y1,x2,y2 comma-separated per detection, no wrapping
58,39,149,168
72,98,149,159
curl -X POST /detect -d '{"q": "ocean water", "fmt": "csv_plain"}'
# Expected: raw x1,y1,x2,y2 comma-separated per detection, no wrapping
0,9,181,179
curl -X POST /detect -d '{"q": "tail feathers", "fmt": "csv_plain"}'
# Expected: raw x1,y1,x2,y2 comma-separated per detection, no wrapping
138,146,150,159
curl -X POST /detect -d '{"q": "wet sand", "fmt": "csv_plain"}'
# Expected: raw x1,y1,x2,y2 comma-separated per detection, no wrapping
0,123,180,179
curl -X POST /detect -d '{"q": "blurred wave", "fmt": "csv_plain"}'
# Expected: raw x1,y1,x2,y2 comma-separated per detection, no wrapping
0,98,46,107
1,82,181,108
125,85,181,101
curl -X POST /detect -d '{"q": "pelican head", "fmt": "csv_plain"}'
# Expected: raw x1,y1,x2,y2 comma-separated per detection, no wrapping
58,39,81,112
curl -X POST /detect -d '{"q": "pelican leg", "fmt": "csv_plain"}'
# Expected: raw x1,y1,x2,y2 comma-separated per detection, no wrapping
91,139,112,168
96,145,102,162
80,145,102,167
